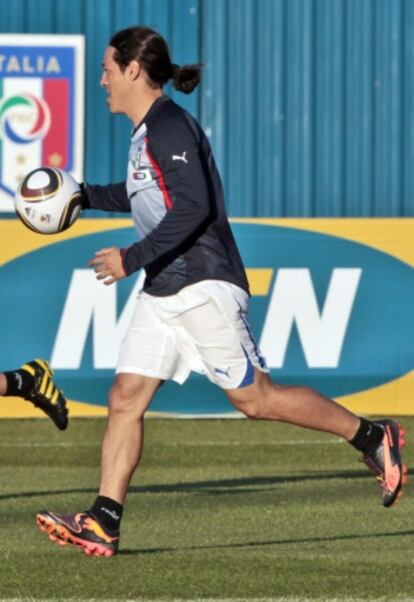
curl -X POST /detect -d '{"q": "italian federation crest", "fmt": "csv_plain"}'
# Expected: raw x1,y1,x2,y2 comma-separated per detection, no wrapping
0,35,84,211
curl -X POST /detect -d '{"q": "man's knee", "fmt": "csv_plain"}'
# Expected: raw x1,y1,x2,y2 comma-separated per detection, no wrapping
226,387,266,419
108,374,159,418
234,399,262,420
225,371,283,420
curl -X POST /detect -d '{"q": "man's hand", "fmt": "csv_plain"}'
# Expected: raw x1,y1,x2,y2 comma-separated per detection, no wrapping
88,247,127,285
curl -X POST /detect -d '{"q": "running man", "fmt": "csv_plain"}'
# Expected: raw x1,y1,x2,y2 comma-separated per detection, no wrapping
0,359,68,430
36,26,407,557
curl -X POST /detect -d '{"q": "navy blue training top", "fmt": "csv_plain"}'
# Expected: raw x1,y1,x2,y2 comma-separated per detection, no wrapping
85,95,249,297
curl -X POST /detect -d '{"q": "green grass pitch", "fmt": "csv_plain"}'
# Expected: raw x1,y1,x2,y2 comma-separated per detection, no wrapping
0,416,413,601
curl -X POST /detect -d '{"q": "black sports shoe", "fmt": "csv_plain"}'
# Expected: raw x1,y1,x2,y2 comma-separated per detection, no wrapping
22,359,68,430
36,510,119,557
361,419,408,507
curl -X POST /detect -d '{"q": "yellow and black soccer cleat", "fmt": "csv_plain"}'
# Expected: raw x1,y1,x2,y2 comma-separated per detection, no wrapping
21,359,68,430
36,511,119,557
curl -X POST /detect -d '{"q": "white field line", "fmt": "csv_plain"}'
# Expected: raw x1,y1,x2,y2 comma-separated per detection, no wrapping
0,439,344,448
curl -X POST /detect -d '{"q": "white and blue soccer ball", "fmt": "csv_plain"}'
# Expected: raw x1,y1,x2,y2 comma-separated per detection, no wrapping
14,167,82,234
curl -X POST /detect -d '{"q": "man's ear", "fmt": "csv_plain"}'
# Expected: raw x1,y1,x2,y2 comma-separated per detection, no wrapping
128,60,141,81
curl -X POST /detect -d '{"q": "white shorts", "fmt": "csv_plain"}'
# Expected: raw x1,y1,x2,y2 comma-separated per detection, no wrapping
116,280,268,389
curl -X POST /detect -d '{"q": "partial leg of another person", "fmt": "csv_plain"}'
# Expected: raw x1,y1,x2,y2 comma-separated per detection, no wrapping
0,359,68,430
37,372,160,557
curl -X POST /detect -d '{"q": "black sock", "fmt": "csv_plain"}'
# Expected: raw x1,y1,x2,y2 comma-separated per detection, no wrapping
90,495,123,532
3,369,34,397
349,417,384,453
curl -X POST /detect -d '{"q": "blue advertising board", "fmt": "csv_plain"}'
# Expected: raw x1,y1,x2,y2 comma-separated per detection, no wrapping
0,218,413,417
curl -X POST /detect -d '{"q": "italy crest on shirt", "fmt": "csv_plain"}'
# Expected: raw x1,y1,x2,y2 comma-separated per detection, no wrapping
0,34,85,211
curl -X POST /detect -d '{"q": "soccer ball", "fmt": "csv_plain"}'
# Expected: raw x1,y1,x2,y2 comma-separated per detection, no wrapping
14,167,82,234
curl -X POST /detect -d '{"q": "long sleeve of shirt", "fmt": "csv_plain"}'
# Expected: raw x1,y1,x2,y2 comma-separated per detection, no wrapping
85,181,131,212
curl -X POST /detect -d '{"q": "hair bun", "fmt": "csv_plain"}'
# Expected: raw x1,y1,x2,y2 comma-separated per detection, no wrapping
171,63,180,77
171,63,202,94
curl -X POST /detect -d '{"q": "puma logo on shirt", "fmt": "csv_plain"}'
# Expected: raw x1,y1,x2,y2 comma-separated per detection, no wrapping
172,151,188,164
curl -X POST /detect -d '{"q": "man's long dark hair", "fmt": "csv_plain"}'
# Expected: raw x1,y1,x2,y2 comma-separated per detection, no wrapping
110,26,201,94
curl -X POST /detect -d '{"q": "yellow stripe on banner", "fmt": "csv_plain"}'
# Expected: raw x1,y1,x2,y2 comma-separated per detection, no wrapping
245,268,273,295
3,218,413,268
337,370,414,416
231,218,414,267
66,400,108,417
0,396,108,419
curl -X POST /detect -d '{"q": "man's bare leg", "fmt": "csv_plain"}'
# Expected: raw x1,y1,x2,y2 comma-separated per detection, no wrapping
36,372,161,556
99,372,161,503
225,369,407,507
226,370,359,440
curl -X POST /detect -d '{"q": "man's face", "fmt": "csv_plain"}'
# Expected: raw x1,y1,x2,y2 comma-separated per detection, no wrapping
100,47,130,114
